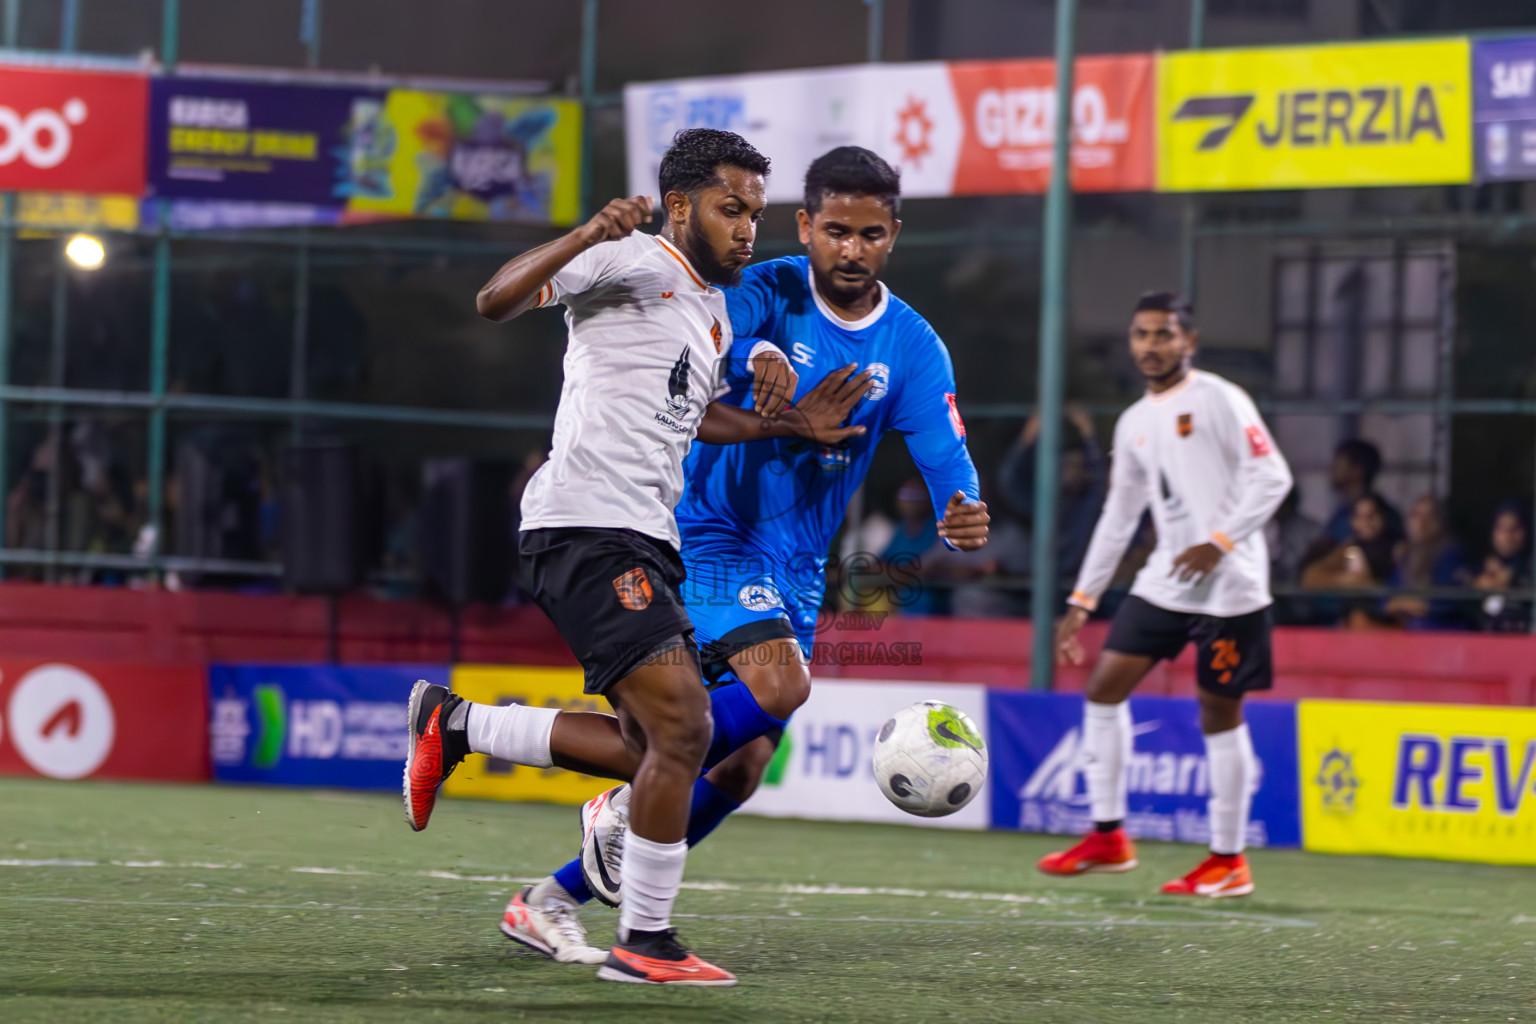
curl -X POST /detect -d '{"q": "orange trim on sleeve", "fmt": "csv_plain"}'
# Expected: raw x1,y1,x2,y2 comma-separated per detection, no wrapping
1068,591,1098,612
1211,532,1236,553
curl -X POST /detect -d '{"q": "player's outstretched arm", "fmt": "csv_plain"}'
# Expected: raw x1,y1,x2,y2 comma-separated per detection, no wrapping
475,196,653,322
696,363,872,446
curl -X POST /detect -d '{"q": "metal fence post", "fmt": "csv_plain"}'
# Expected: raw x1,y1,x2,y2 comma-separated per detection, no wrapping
579,0,598,220
1179,0,1206,303
1029,0,1079,691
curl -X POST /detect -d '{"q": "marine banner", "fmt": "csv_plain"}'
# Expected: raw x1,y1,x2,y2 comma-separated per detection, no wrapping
1299,699,1536,865
1158,39,1472,191
988,692,1301,848
440,665,612,806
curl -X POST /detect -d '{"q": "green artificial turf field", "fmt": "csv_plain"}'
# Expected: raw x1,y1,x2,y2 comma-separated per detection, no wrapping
0,777,1531,1023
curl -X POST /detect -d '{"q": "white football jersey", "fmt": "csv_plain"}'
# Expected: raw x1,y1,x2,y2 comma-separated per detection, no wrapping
1070,369,1293,618
519,233,733,549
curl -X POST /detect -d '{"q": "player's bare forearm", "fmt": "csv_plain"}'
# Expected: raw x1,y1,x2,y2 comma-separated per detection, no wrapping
696,402,867,446
476,195,654,322
475,232,592,322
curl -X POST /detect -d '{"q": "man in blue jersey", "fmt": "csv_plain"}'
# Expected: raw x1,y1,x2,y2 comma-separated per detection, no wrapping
498,147,991,963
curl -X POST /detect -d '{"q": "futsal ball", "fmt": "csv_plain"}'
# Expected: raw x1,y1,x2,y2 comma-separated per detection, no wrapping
871,701,987,817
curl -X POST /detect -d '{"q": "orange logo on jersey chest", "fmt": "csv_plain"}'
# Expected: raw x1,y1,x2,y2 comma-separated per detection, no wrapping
1177,412,1194,438
710,317,723,354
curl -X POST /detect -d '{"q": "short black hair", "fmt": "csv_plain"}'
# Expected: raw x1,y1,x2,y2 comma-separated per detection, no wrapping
1133,291,1196,331
657,128,769,200
1335,438,1383,482
803,146,901,216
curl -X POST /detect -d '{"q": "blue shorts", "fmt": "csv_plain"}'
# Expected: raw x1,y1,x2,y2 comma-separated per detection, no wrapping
679,533,824,681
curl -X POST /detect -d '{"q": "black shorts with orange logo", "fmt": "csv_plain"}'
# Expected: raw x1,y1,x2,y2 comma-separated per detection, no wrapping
1102,595,1273,697
516,527,698,696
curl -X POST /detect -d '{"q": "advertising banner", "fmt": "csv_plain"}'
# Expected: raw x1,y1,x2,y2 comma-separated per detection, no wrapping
16,192,140,232
1299,700,1536,865
988,692,1301,848
740,680,991,830
147,77,382,206
871,55,1155,197
0,65,147,194
209,664,438,790
0,660,206,782
625,65,870,204
441,665,612,806
624,56,1154,202
1472,38,1536,182
346,90,581,226
1158,39,1471,191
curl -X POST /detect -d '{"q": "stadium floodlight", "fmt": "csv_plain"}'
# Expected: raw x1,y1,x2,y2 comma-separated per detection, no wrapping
65,234,106,271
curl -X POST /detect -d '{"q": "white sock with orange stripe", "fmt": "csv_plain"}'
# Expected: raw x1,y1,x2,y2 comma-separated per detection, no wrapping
1083,700,1132,826
617,833,687,939
466,702,558,767
1205,723,1256,856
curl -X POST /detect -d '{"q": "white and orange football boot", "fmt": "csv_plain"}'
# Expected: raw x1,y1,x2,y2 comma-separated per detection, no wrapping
499,885,608,965
1036,828,1139,875
597,929,736,987
1160,852,1254,898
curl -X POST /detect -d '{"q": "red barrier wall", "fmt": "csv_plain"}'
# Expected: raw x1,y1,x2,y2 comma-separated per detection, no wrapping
0,583,1527,706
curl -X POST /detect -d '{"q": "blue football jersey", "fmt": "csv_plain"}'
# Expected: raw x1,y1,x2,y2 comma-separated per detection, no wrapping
674,255,980,567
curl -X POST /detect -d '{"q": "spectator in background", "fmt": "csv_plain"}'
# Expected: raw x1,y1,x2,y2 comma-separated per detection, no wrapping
1381,495,1468,631
1302,493,1399,628
1266,485,1323,624
1471,501,1531,633
1323,439,1404,544
996,404,1107,585
881,478,941,615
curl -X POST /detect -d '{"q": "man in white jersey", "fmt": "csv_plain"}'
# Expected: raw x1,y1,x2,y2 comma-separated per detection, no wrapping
400,129,869,985
1041,291,1292,898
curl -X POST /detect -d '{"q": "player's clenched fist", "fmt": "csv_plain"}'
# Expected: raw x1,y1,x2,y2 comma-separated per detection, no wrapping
937,491,989,552
580,196,655,246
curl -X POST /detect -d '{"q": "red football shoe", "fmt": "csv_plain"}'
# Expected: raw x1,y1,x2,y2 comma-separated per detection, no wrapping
1160,852,1254,898
597,929,736,987
402,681,468,832
1036,828,1139,876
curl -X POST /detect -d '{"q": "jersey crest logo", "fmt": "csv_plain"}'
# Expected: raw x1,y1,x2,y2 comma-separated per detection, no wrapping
710,317,723,354
661,291,674,299
1177,413,1194,438
737,581,785,612
613,568,653,611
865,362,891,402
655,345,695,433
791,341,815,366
945,392,966,438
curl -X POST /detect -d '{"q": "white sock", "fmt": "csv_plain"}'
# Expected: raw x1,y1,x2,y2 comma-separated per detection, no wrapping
1205,723,1256,856
466,702,557,767
617,832,687,938
1083,700,1132,825
527,874,575,909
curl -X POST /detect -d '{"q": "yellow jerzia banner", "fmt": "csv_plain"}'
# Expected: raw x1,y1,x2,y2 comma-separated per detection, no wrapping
441,665,612,806
1300,700,1536,865
1158,39,1472,191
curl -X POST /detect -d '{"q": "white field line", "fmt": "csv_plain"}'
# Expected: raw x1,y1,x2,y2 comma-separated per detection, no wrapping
0,858,1318,928
0,895,1313,929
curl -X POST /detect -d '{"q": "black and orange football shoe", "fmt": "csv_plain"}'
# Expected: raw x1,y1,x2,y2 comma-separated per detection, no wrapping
403,680,468,832
597,929,736,987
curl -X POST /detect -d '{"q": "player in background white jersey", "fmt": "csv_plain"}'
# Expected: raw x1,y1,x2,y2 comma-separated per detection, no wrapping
1041,291,1292,898
402,129,870,985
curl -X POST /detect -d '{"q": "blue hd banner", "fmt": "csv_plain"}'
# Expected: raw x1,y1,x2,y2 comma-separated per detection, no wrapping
209,664,445,790
987,692,1300,848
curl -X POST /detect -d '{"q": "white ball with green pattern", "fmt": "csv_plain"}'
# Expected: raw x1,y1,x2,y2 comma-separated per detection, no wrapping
871,700,988,818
